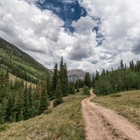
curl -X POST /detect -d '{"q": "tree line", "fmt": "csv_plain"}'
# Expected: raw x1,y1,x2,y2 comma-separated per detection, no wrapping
80,60,140,96
90,60,140,95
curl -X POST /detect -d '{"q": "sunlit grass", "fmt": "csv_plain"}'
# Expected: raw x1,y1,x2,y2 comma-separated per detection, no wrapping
92,90,140,127
0,93,87,140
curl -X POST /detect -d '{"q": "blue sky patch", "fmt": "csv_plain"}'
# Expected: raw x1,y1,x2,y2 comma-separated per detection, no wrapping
35,0,87,32
35,0,104,45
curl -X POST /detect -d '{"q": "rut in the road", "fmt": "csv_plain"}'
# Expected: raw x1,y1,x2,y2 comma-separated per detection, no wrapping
81,90,140,140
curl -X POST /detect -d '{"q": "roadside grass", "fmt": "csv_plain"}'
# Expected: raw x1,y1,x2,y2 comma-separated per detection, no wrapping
0,93,87,140
92,90,140,127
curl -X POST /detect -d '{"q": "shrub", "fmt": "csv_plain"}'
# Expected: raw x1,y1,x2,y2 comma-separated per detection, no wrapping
44,109,52,114
0,124,9,131
53,99,63,107
83,86,90,95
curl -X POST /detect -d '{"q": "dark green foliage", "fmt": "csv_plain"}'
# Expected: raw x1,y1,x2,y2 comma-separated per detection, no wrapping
92,74,95,89
59,57,68,96
13,98,23,122
32,100,40,116
50,63,58,100
83,86,90,95
0,124,9,131
76,86,79,92
43,109,52,114
84,72,91,89
22,85,29,120
68,82,75,94
63,63,69,96
94,60,140,96
95,70,99,81
39,89,49,114
77,79,84,88
0,100,6,124
5,96,13,122
46,74,51,99
53,99,63,107
50,57,68,106
18,110,24,121
54,79,63,107
120,60,124,70
28,85,33,108
55,80,63,100
75,80,80,92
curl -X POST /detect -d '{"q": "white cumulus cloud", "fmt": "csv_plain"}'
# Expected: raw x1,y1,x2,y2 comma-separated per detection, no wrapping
0,0,140,73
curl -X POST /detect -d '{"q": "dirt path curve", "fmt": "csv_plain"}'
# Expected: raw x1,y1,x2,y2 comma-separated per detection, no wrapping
81,90,140,140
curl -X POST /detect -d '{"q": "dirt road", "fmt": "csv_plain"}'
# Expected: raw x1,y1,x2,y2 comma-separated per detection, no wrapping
81,90,140,140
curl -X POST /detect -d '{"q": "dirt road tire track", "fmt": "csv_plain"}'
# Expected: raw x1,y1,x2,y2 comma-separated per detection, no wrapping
81,90,140,140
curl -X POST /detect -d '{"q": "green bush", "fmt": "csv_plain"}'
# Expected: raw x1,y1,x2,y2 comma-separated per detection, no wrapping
76,88,80,93
44,109,52,114
0,124,9,131
83,86,90,95
53,99,63,107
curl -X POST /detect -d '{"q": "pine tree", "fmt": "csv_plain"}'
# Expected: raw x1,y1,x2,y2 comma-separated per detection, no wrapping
5,96,12,122
84,72,91,89
28,85,32,107
50,63,58,100
18,109,24,121
92,74,95,88
120,60,124,70
22,84,29,120
83,86,90,95
13,98,22,122
75,80,79,92
0,99,6,124
46,74,51,99
54,79,63,107
5,68,9,83
39,89,48,114
28,85,33,118
59,57,68,96
68,82,75,94
101,69,106,76
63,62,68,96
95,70,99,81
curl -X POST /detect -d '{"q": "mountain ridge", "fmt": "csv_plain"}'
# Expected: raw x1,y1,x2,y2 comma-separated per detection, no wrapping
68,69,86,82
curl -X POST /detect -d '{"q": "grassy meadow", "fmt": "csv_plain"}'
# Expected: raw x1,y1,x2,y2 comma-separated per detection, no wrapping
0,93,87,140
92,90,140,127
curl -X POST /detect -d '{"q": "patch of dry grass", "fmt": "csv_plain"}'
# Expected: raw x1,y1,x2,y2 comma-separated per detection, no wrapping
0,94,87,140
92,90,140,127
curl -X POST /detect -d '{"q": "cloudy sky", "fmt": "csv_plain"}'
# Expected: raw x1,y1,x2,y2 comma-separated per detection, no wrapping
0,0,140,73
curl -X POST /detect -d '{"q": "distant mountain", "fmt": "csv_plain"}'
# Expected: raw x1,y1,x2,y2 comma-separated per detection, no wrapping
0,37,52,83
68,69,86,82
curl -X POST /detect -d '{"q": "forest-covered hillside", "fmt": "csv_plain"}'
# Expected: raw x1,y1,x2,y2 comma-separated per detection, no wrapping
0,37,52,84
0,37,54,124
